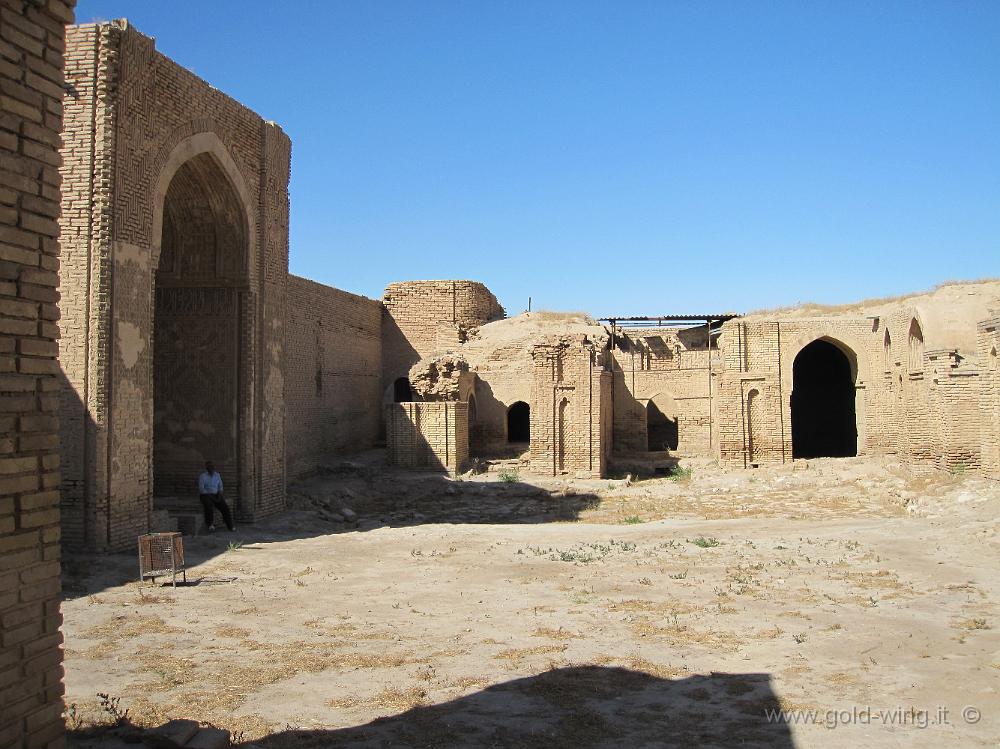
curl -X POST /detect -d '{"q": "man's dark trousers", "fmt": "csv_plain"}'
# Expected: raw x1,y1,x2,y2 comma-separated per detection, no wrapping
200,493,234,530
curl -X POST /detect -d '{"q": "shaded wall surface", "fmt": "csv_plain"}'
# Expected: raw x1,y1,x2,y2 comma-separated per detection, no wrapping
386,401,469,473
0,1,76,747
285,275,381,479
59,21,290,550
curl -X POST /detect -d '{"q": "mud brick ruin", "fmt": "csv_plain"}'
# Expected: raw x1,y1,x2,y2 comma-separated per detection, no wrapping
1,9,999,747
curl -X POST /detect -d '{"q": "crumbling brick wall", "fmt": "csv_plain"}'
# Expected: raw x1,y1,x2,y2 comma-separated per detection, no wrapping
285,276,381,479
611,326,717,455
381,280,503,401
59,22,290,549
0,1,76,746
530,335,610,477
385,401,468,474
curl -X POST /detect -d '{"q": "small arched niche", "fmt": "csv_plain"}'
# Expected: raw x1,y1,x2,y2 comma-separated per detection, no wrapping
393,377,413,403
908,319,924,373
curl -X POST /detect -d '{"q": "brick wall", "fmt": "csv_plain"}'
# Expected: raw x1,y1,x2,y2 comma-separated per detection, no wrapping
59,21,290,548
530,335,609,478
715,309,990,470
1,1,76,747
977,317,1000,479
285,275,382,479
468,346,533,454
610,326,717,455
385,401,468,474
381,280,503,399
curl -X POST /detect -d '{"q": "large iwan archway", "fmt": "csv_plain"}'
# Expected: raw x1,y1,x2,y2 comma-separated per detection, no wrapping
791,339,857,458
153,152,249,501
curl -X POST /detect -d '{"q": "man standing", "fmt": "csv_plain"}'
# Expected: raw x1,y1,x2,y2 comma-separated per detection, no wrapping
199,460,235,532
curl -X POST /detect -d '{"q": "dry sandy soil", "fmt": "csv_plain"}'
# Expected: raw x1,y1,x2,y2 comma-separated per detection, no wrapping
61,454,999,748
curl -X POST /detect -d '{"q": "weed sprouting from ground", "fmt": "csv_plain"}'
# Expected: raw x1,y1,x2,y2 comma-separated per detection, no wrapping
97,693,129,726
623,515,643,524
522,540,637,563
668,465,694,482
63,703,83,731
690,536,721,548
227,541,243,552
498,468,519,483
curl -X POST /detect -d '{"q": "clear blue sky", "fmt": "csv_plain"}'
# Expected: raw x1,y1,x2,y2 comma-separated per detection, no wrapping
77,1,999,316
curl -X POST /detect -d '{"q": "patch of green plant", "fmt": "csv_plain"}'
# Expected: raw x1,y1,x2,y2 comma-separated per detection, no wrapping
525,540,637,563
690,536,720,548
497,468,519,483
227,540,243,552
668,569,688,580
623,515,644,524
667,465,693,482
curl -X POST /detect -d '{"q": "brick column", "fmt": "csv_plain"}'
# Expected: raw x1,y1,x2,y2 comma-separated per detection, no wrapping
1,1,77,747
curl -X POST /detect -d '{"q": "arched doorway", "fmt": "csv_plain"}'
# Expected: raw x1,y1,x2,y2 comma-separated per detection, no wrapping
393,377,413,402
153,152,248,501
507,401,530,443
791,339,857,458
646,401,678,451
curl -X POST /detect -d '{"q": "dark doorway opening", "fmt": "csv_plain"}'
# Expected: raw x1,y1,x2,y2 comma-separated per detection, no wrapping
393,377,413,403
791,339,857,459
646,401,678,451
507,401,530,443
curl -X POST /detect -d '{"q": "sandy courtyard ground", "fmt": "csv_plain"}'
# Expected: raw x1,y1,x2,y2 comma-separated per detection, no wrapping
61,455,999,747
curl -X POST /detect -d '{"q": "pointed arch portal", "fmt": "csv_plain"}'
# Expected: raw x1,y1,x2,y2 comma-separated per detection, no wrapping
791,339,857,459
153,151,249,501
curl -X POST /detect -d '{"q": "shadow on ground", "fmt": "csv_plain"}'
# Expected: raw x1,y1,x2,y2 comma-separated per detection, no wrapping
253,667,793,747
67,666,794,749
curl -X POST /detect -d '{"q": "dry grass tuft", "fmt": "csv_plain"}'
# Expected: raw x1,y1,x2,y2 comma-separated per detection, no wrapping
532,626,580,640
83,614,182,640
494,644,568,661
214,626,251,639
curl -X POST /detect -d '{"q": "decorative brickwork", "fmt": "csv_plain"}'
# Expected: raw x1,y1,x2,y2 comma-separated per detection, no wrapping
0,1,76,746
978,317,1000,479
59,21,290,549
285,275,382,479
530,335,610,477
385,401,468,474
